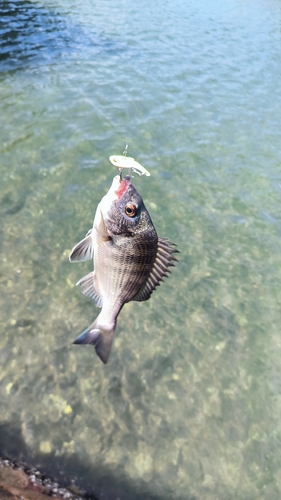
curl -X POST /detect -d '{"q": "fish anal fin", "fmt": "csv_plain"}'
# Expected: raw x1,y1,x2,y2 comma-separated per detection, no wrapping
133,237,179,302
76,272,102,308
69,230,93,262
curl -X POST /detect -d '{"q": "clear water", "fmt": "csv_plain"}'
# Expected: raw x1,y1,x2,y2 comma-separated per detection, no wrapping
1,0,281,498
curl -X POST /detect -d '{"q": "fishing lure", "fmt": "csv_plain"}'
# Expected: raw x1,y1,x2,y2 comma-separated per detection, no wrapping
109,155,150,177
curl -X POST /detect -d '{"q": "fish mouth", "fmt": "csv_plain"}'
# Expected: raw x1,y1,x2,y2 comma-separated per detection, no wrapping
114,175,131,200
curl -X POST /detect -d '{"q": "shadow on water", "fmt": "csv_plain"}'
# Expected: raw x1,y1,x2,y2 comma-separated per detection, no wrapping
0,421,194,500
0,0,126,73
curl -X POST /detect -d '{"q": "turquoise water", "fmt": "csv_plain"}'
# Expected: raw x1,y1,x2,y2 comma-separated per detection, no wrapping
1,0,281,498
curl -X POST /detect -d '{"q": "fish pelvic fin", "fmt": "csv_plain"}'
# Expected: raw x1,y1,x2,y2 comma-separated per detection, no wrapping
133,237,179,302
73,315,116,364
69,229,93,262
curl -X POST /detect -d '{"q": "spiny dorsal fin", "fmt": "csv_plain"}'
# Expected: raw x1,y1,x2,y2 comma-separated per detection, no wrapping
69,229,93,262
76,272,103,308
132,237,179,302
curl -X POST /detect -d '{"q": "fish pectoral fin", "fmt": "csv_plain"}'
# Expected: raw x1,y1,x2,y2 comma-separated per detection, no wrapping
69,230,93,262
133,237,179,302
76,272,103,308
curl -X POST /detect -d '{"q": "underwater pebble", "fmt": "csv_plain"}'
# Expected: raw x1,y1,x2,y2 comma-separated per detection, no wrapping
6,383,13,395
168,392,176,400
66,278,75,288
39,441,52,454
134,452,153,475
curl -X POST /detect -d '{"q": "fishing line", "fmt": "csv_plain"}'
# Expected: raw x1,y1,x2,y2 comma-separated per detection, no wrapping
108,0,170,178
121,0,170,158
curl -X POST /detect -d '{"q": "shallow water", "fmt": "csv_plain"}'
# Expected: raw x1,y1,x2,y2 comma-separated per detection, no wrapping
1,0,281,498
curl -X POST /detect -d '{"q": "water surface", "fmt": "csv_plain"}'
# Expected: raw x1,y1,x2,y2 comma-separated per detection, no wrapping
1,0,281,499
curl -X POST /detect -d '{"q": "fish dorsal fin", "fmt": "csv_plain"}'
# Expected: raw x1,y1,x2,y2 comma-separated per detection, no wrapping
76,272,103,308
133,237,179,302
69,229,93,262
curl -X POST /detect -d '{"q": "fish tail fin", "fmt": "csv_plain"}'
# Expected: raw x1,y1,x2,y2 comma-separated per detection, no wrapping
73,315,116,364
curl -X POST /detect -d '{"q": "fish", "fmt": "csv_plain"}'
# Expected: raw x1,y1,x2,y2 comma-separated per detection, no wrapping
69,174,178,364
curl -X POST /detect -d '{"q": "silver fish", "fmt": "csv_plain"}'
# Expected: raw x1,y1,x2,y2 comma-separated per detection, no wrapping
69,174,178,364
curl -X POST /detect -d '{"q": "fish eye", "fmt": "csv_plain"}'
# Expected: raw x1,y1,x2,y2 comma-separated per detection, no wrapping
125,203,137,218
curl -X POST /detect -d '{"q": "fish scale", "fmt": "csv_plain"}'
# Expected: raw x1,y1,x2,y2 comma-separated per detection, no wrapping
69,174,178,364
101,242,153,303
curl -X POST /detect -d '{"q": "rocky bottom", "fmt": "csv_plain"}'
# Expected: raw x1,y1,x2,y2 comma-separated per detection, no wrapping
0,458,97,500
